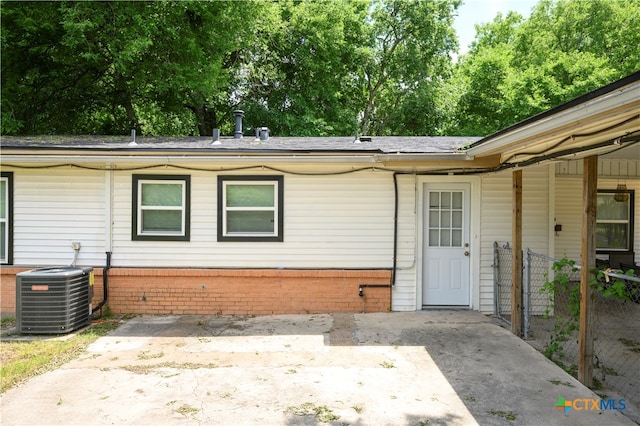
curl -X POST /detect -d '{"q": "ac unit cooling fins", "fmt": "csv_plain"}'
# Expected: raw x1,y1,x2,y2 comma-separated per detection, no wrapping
16,266,93,334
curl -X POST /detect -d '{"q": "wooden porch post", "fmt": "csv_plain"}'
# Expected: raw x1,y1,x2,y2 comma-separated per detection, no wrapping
579,156,597,387
511,169,523,336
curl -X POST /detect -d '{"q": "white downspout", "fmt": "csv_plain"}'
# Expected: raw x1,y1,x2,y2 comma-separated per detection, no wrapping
104,166,113,252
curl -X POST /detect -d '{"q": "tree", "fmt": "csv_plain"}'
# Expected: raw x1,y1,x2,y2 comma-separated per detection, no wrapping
358,0,460,136
2,0,462,137
446,0,640,136
1,1,261,136
238,0,370,136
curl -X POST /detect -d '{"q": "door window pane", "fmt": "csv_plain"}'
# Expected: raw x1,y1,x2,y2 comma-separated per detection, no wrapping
441,211,450,227
429,211,439,227
452,192,462,209
428,190,464,247
452,211,462,228
441,229,451,247
429,229,439,246
429,192,439,208
441,192,451,209
452,229,462,247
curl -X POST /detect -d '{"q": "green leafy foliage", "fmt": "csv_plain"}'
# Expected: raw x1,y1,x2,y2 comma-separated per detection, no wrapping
2,0,638,137
1,0,460,137
541,257,638,365
446,0,640,136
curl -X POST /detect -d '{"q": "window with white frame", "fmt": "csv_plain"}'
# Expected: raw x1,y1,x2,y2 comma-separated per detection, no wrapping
596,189,634,252
218,176,283,242
132,175,190,241
1,172,13,264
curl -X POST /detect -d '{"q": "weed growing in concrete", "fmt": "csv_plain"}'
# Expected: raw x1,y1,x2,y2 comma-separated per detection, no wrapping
548,379,574,387
487,410,517,421
286,402,340,423
121,361,218,374
380,361,395,368
137,350,164,360
175,404,200,417
619,338,640,353
351,404,363,414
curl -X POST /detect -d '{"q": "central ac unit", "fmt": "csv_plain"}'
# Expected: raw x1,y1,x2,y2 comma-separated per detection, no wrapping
16,266,93,334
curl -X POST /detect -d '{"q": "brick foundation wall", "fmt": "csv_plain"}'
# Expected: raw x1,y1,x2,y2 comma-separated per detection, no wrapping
1,268,391,316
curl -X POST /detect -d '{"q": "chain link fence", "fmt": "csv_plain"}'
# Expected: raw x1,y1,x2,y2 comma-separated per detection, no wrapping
493,242,640,418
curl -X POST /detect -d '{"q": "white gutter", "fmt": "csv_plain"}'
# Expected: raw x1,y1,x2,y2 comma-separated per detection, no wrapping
1,154,379,164
1,152,473,164
466,82,640,157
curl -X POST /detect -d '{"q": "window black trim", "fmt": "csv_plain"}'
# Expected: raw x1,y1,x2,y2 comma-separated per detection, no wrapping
132,174,191,241
1,172,13,265
596,189,634,254
217,175,284,242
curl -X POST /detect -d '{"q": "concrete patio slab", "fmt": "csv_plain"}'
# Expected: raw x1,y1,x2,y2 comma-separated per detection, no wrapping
0,311,635,425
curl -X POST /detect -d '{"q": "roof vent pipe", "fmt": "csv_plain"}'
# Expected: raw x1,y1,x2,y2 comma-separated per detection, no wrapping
128,129,137,146
233,110,244,139
255,127,269,141
212,128,221,145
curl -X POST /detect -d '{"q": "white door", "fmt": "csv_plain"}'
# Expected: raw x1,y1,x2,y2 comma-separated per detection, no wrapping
422,183,471,306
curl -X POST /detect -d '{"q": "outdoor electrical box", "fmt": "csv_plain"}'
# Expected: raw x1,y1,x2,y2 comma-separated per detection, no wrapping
16,266,93,334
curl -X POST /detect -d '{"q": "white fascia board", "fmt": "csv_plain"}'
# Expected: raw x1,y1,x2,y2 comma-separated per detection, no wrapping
466,82,640,157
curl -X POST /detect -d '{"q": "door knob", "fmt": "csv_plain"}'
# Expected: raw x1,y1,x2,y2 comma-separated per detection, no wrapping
464,251,470,256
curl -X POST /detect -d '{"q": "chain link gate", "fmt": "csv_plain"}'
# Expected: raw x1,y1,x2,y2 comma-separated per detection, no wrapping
494,242,640,419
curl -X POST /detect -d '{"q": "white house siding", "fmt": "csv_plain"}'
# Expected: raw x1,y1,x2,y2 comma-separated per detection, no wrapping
555,158,640,178
391,174,419,311
10,168,106,266
478,165,552,314
109,165,396,269
555,173,640,265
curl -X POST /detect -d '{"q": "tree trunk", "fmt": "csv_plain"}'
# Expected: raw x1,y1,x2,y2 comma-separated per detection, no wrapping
191,105,217,136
